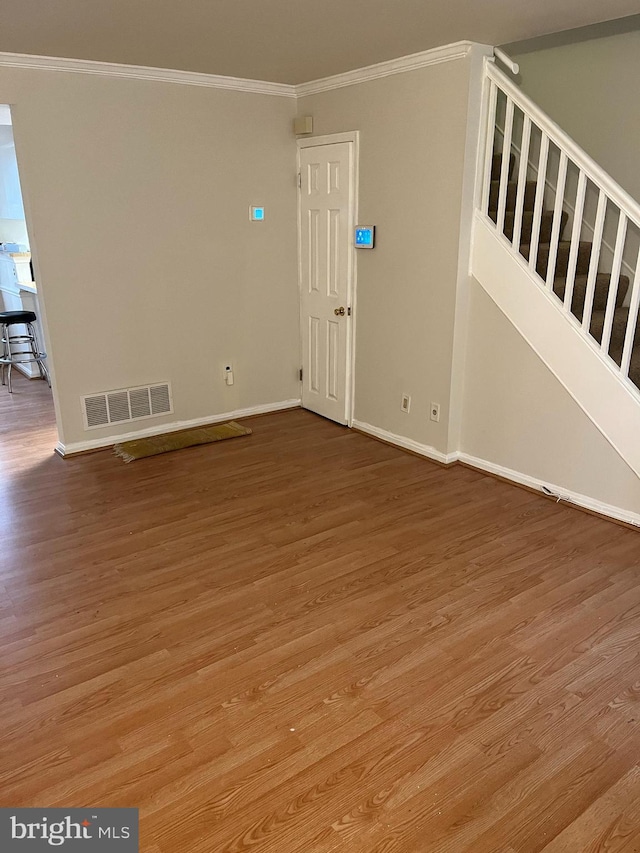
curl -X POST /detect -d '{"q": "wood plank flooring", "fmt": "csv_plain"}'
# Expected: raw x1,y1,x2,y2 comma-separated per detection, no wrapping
1,372,640,851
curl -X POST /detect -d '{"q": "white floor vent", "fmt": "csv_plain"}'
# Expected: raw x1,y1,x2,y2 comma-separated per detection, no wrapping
81,383,173,430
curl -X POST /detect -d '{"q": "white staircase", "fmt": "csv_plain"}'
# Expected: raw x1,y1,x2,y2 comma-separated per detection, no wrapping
471,58,640,479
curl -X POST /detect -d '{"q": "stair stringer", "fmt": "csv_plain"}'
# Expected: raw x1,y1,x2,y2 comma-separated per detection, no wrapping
471,211,640,480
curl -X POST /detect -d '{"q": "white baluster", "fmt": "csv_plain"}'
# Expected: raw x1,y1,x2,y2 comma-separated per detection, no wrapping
564,171,587,315
528,132,549,277
621,245,640,381
511,116,531,252
601,212,627,355
496,98,514,235
481,81,498,217
481,60,640,396
545,151,568,291
581,189,607,334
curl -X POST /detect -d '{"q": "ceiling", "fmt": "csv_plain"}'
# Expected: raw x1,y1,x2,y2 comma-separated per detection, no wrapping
0,0,638,84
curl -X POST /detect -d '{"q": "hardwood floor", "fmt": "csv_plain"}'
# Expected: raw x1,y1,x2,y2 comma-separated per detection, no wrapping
1,373,640,851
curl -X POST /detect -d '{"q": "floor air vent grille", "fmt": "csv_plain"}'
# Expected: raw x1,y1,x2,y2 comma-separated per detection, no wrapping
82,383,173,429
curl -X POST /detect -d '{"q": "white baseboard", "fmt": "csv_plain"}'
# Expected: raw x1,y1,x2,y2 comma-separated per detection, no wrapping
458,452,640,528
56,398,301,456
57,403,640,528
14,363,39,379
352,417,640,527
351,419,457,465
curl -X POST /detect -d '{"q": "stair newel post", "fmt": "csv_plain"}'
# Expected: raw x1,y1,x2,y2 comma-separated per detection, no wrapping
545,151,568,291
496,96,514,235
564,171,587,315
601,212,628,355
621,250,640,381
528,132,549,278
511,115,532,253
582,189,607,334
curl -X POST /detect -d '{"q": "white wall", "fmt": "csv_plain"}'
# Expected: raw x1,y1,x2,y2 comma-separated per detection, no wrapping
4,46,636,526
0,67,300,447
0,218,29,246
297,55,474,455
512,28,640,202
0,123,25,221
461,280,640,517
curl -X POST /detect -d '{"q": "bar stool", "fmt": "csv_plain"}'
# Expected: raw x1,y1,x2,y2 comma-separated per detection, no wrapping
0,310,50,393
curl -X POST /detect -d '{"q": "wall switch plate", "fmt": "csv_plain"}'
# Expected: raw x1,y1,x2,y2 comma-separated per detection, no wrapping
401,394,411,413
430,402,440,422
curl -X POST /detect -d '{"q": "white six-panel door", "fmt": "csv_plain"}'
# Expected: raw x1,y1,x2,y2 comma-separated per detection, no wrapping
299,140,354,424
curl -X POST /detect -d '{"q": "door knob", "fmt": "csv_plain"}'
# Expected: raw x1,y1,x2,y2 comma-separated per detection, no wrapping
334,306,346,316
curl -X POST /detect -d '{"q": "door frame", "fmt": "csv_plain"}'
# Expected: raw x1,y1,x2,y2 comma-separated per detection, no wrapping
297,131,360,427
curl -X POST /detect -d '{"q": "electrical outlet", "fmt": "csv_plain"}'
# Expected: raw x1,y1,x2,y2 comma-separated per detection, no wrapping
430,402,440,422
401,394,411,413
224,364,234,386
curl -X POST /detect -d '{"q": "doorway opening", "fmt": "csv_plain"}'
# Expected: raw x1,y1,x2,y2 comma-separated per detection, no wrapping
0,104,55,439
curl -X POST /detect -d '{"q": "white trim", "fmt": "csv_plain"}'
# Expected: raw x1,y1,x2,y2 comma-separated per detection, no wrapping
296,41,474,96
0,51,296,98
352,419,457,465
349,133,360,428
458,452,640,528
0,41,476,100
297,132,359,149
447,44,494,455
55,398,301,456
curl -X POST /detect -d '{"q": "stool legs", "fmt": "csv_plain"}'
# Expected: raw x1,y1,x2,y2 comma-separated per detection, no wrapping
0,322,11,393
0,319,50,393
28,321,50,387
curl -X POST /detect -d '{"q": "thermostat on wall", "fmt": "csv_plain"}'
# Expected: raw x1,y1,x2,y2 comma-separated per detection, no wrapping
250,206,265,222
355,225,375,248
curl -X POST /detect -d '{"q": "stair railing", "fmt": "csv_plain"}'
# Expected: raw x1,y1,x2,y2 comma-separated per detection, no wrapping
477,58,640,393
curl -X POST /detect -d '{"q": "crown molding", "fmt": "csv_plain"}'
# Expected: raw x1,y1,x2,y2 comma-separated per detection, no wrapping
0,41,483,100
295,41,475,96
0,51,297,98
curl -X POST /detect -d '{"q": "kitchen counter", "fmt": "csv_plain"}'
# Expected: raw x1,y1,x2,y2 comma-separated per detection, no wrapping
0,249,32,293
